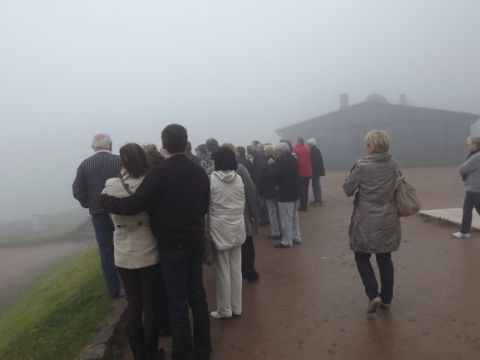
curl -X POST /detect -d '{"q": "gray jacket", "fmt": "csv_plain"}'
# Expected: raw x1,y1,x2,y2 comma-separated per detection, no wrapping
237,164,259,237
343,153,401,254
459,152,480,193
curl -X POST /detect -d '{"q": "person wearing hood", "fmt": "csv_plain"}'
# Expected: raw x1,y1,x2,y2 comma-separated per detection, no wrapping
102,143,164,360
343,130,401,314
452,136,480,239
208,147,246,319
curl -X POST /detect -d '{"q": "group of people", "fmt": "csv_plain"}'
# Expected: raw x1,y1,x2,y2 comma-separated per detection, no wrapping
72,125,326,360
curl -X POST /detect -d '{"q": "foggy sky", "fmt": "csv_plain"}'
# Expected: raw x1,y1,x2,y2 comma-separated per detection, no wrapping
1,0,479,223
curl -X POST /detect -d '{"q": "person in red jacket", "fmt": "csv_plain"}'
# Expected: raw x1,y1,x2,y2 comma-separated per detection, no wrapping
293,138,313,211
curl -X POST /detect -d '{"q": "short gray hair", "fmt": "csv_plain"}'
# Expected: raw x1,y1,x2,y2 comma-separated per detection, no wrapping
92,133,112,150
468,136,480,147
275,142,290,154
306,138,317,146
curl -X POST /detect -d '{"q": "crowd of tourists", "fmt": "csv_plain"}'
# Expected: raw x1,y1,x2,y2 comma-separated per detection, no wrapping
73,124,478,359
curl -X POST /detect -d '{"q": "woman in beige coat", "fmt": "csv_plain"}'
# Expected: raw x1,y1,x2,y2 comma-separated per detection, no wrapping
343,130,401,314
103,143,163,360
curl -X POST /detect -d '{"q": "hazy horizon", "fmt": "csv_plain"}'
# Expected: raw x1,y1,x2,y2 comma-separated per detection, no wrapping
1,0,479,224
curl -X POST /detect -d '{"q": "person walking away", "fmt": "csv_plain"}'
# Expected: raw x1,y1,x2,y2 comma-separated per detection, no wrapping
208,147,246,319
262,145,282,239
272,143,301,248
343,130,401,314
101,124,211,360
103,143,164,360
293,138,313,211
224,143,260,283
306,138,326,206
72,133,121,298
452,136,480,239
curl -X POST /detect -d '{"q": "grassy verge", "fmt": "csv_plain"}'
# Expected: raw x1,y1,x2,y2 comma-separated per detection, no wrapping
0,245,112,360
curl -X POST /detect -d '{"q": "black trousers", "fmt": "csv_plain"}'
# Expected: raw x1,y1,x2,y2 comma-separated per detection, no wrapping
241,236,258,280
354,252,394,304
159,242,211,360
117,264,160,358
299,177,310,210
461,191,480,233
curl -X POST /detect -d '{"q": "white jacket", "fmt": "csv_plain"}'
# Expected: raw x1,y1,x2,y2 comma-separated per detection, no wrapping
209,171,246,251
103,171,159,269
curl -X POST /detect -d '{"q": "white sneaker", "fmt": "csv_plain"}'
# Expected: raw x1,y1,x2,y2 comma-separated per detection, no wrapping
367,297,382,314
452,232,471,239
210,310,231,319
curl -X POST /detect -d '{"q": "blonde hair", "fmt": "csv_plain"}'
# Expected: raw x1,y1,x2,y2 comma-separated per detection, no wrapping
264,144,275,156
364,130,390,153
467,136,480,147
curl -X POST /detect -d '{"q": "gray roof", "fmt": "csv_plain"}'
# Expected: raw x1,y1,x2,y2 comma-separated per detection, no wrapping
276,102,479,135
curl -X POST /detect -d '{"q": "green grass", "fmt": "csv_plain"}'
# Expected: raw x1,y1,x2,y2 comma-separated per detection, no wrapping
0,245,112,360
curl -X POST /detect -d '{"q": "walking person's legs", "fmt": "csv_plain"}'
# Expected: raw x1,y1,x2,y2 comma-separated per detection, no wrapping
265,198,281,237
230,246,243,316
376,253,394,306
354,252,380,300
91,213,120,298
460,192,477,234
140,265,161,359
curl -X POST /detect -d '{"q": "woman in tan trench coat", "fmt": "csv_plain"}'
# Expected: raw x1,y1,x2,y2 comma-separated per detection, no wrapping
343,130,401,314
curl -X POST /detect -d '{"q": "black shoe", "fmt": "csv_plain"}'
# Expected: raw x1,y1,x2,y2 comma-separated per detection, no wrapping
246,272,260,283
274,243,292,249
268,235,282,240
298,208,307,212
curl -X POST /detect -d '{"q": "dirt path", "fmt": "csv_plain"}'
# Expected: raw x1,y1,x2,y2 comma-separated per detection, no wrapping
121,167,480,360
0,241,91,311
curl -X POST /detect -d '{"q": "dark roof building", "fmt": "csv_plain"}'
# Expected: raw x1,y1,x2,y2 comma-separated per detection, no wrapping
276,95,479,169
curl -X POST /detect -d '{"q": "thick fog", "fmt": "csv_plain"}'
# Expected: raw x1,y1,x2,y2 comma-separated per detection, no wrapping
1,0,479,224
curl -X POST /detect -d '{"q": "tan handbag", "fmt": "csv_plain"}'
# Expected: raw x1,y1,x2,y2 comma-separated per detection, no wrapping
395,174,420,217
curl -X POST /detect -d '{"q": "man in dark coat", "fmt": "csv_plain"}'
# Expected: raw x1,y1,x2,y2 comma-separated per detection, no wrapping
72,133,121,298
307,138,326,206
236,146,255,179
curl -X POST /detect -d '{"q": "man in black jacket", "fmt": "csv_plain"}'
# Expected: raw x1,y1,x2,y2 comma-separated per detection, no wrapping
101,124,211,360
307,138,326,206
72,133,121,298
272,142,301,248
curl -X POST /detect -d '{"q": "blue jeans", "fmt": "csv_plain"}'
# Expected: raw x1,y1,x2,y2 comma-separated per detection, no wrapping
91,213,120,298
159,242,211,360
461,191,480,233
311,176,322,203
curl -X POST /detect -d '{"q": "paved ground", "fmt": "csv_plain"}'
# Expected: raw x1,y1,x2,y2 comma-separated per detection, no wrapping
420,208,480,230
120,166,480,360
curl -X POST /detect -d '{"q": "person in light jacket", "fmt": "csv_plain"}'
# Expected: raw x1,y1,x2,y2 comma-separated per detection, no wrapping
452,136,480,239
343,130,401,314
209,147,246,319
102,143,163,360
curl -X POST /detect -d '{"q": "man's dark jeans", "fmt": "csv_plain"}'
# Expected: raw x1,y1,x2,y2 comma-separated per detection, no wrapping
159,242,211,360
299,177,310,210
355,252,394,304
91,213,120,298
311,176,322,203
461,191,480,233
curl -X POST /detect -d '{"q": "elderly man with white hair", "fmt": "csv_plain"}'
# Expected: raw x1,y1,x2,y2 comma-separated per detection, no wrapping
307,138,326,206
272,142,301,248
72,133,121,298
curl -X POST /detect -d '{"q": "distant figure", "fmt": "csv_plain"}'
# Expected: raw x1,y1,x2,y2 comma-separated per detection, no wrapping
186,141,201,165
262,145,282,239
143,144,165,168
293,138,313,211
201,138,219,175
208,147,246,319
272,142,301,248
236,146,255,178
246,145,255,163
253,143,270,226
224,143,260,283
101,124,212,360
72,133,121,298
452,136,480,239
343,130,401,314
102,143,164,360
307,138,326,206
